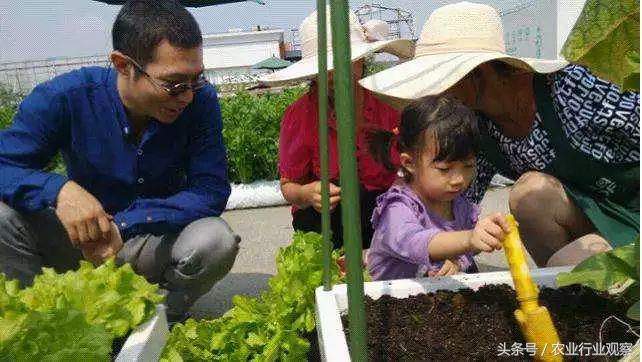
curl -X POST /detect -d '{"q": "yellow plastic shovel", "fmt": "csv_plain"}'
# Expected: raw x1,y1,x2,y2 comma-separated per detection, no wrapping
503,214,563,362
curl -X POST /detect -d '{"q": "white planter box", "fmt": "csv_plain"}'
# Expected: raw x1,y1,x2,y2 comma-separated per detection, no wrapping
315,267,573,362
115,304,170,362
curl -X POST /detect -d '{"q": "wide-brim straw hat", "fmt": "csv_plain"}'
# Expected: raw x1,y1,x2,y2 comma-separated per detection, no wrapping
258,6,415,86
358,1,568,104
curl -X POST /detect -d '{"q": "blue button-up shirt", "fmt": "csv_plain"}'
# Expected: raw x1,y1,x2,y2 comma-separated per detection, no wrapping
0,67,230,240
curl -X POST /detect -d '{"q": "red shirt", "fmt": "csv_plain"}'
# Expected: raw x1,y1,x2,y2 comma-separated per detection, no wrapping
279,89,400,192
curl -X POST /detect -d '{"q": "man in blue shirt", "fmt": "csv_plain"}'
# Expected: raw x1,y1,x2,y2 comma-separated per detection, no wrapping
0,0,239,322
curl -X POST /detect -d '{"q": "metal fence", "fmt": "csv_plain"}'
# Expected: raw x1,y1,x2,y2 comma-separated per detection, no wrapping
0,55,110,93
1,55,274,93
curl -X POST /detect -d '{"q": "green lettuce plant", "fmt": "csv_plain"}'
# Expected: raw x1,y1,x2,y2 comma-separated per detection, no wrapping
161,231,344,361
0,259,164,360
556,237,640,320
220,87,305,183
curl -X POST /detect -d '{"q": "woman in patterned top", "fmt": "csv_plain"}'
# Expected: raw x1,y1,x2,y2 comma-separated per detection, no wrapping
359,2,639,266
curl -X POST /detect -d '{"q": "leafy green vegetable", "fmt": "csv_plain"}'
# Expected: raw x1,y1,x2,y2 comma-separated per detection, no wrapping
161,232,344,361
557,237,640,320
0,259,164,360
0,308,112,362
0,274,26,346
220,87,305,183
561,0,640,91
21,260,164,337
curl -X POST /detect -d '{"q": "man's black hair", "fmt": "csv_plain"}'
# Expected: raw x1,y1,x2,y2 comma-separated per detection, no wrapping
112,0,202,67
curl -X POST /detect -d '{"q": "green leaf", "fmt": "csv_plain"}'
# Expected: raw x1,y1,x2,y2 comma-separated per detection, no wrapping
0,259,164,360
161,231,344,360
0,308,112,362
627,300,640,320
20,259,164,338
556,240,639,290
561,0,640,91
219,87,305,183
556,237,640,325
623,51,640,90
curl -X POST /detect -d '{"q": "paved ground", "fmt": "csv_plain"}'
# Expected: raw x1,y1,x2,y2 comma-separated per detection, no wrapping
189,186,536,319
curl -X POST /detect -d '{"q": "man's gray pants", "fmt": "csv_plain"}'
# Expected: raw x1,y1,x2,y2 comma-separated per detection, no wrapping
0,202,240,321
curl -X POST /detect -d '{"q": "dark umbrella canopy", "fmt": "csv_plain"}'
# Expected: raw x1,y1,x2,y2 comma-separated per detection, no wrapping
252,56,291,70
93,0,265,6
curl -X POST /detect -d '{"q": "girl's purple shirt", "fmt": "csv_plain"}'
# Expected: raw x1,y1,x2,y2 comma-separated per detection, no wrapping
368,184,480,280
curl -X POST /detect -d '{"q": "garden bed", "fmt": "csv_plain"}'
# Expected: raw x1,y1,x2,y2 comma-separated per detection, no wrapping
115,304,169,361
346,284,637,361
315,267,639,361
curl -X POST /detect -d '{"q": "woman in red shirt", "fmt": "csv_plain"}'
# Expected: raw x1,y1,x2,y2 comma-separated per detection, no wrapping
259,7,413,248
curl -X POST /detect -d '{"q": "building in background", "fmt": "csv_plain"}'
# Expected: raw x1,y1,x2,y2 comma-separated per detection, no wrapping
202,27,285,85
0,27,285,93
3,0,589,93
499,0,587,59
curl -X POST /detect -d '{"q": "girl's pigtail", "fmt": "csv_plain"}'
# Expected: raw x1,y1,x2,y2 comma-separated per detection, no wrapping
367,127,398,171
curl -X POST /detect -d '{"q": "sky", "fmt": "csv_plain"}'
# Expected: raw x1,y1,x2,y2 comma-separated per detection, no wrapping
0,0,523,63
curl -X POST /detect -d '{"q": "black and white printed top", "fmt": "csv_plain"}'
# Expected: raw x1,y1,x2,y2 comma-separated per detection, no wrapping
464,64,640,203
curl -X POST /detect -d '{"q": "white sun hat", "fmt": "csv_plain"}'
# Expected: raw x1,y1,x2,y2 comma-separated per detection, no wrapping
258,6,415,86
358,1,568,102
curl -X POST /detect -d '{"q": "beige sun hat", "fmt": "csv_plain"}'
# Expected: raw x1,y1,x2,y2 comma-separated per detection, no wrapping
358,1,569,103
258,6,415,86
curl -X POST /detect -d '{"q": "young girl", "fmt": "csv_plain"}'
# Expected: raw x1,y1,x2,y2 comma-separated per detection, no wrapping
367,95,510,280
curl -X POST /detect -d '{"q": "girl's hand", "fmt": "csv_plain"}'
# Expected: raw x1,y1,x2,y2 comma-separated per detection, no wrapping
336,249,369,278
467,213,510,253
304,181,341,212
428,259,461,277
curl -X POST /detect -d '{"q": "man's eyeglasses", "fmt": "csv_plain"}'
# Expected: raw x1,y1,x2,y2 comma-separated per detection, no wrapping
122,54,208,96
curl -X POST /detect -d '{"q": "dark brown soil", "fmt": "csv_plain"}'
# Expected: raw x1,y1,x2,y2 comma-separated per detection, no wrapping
305,330,322,362
342,285,638,361
110,334,128,360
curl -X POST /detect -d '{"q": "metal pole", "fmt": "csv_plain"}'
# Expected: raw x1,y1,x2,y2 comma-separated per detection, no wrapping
329,1,367,360
316,0,333,291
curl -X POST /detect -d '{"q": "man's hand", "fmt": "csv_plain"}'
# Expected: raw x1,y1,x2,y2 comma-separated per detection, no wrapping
303,181,341,212
55,181,112,246
466,213,510,253
80,221,124,265
428,259,461,277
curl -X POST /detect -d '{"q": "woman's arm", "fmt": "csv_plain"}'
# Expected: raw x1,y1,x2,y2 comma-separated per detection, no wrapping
280,177,312,209
280,177,341,211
